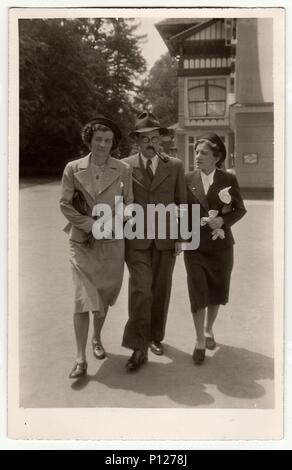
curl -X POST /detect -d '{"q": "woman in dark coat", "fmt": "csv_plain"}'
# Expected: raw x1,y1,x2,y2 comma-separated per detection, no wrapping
184,133,246,365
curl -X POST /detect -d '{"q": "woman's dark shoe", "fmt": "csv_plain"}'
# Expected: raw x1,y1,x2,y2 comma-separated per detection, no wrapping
126,350,148,372
193,347,206,365
69,361,88,379
205,336,216,350
92,341,106,360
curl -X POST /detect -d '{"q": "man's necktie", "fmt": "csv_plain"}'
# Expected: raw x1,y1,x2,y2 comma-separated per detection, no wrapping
146,159,154,181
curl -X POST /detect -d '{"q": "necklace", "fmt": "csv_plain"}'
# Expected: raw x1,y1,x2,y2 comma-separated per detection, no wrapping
92,162,106,181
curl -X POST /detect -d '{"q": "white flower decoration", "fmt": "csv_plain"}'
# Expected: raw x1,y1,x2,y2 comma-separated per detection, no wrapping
218,186,232,204
208,209,219,218
120,182,124,188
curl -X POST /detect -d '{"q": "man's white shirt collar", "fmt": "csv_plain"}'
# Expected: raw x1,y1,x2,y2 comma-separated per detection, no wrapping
140,153,159,175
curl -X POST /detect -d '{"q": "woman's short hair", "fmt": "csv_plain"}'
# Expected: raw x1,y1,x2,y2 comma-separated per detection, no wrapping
81,115,122,151
194,133,226,168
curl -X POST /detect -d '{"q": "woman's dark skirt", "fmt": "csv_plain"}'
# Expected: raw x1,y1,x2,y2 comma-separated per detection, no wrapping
184,247,234,312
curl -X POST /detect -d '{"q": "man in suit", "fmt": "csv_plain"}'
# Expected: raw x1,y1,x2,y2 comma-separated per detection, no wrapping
122,111,187,371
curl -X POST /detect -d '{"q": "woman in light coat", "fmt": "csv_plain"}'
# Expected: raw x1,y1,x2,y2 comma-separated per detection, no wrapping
60,116,133,378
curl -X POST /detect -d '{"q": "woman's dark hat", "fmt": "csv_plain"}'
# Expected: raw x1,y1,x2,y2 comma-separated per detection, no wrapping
85,115,122,145
129,111,169,138
196,133,226,161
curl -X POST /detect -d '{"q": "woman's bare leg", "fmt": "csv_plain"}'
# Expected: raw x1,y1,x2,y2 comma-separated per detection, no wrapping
205,304,220,337
92,309,108,344
192,308,206,349
74,312,89,363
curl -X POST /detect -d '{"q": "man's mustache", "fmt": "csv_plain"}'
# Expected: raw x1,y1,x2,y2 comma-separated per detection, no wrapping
146,145,156,151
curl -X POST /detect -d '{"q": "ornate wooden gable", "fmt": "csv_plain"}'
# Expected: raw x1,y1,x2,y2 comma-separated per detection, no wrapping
177,19,232,76
157,18,236,77
156,18,237,128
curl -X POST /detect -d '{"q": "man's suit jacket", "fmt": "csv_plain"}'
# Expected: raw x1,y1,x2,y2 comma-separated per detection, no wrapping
123,152,187,250
60,153,133,243
185,169,247,252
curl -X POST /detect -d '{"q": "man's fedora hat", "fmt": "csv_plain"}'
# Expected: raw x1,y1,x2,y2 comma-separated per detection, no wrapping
129,111,168,138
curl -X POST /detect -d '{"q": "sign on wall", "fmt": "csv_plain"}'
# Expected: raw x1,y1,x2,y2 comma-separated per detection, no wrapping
242,153,258,164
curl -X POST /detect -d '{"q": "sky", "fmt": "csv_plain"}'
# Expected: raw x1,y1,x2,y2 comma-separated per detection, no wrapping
134,18,169,70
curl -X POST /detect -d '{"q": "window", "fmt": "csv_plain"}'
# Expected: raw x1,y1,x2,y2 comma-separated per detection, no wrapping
188,136,195,171
188,78,226,117
224,19,232,45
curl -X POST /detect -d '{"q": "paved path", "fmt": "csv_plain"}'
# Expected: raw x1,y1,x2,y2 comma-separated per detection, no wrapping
19,180,274,408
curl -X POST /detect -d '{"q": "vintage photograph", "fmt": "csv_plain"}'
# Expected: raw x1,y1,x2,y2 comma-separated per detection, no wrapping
8,7,284,440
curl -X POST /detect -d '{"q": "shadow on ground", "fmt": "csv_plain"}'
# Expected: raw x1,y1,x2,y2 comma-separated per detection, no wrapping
70,343,274,408
20,178,60,189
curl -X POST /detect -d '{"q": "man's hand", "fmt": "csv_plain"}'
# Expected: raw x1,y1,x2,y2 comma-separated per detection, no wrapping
92,220,113,240
102,222,113,238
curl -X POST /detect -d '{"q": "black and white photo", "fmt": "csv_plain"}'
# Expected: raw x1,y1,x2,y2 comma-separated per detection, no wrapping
7,7,284,441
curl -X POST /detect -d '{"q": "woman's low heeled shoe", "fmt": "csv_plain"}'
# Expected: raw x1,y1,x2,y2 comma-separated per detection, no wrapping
69,361,88,379
92,342,106,360
193,347,206,365
205,336,216,350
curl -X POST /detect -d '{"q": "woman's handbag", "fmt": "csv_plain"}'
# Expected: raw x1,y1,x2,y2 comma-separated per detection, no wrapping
72,190,88,215
72,191,95,247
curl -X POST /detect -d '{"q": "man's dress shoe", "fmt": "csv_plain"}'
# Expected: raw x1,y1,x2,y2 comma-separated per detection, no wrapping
150,341,164,356
126,350,148,371
69,361,88,379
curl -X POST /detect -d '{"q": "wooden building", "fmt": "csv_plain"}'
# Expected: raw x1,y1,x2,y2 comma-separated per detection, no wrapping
156,18,274,193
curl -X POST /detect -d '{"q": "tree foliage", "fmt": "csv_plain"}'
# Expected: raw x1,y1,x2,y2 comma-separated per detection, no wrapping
139,53,178,128
19,18,146,175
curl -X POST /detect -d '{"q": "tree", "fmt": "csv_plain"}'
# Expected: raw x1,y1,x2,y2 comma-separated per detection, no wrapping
19,17,147,175
95,18,147,156
139,53,178,128
19,19,105,174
